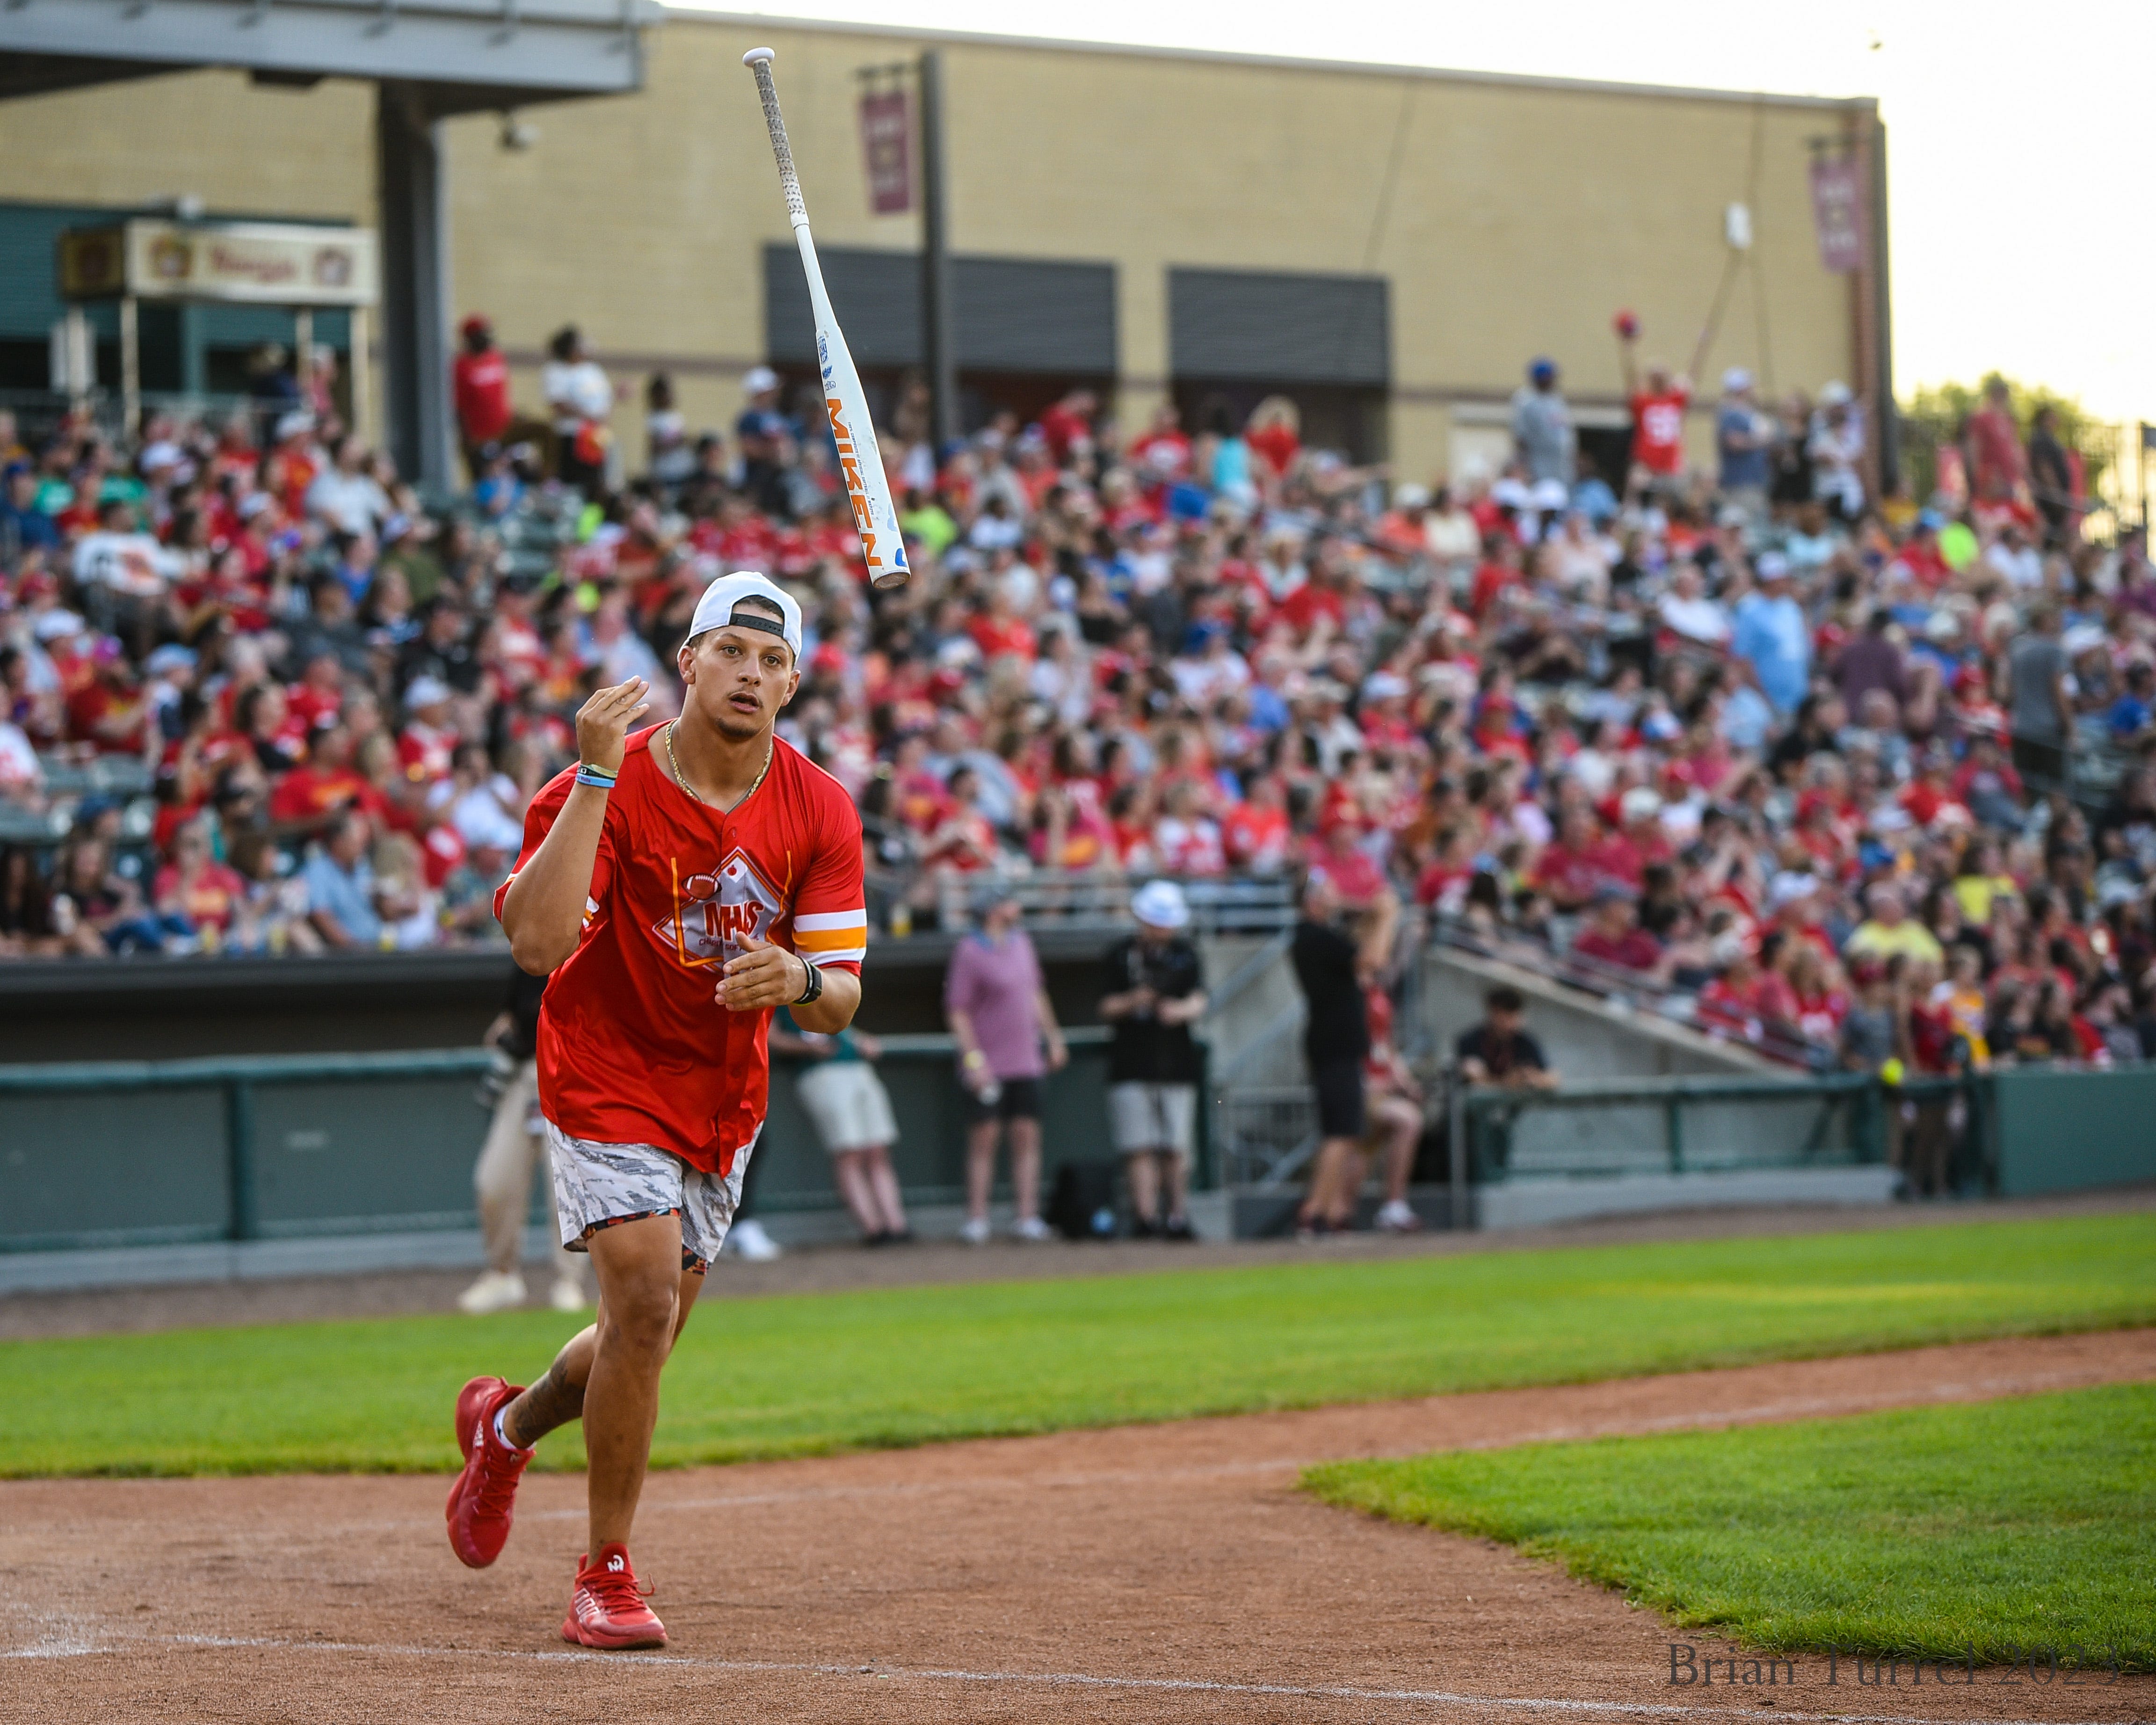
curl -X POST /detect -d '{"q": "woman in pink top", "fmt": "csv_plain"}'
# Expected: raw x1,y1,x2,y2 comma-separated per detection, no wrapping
944,884,1067,1245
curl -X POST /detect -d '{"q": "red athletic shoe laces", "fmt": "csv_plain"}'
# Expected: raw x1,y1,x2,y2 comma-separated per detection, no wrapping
473,1432,530,1517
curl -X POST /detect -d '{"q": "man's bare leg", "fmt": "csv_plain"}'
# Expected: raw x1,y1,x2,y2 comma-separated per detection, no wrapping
1299,1135,1360,1228
964,1119,1001,1223
831,1150,883,1237
863,1145,909,1235
503,1331,594,1449
1006,1118,1042,1222
1378,1098,1423,1204
580,1215,705,1554
1161,1150,1190,1223
1125,1150,1160,1224
499,1219,705,1537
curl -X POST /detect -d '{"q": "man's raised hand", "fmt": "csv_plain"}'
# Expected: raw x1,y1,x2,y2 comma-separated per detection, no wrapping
575,678,650,776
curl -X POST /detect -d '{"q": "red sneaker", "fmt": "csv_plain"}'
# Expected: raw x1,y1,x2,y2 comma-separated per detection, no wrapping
561,1543,667,1649
445,1375,531,1569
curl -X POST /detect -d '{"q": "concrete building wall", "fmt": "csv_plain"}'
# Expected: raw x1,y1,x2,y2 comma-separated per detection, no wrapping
0,18,1872,483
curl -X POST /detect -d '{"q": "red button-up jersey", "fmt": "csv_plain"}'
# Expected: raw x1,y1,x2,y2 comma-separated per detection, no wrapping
497,727,867,1173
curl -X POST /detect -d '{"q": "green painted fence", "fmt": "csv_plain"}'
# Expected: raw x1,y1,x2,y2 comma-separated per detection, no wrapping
1985,1064,2156,1196
0,1031,1164,1254
1,1048,2145,1256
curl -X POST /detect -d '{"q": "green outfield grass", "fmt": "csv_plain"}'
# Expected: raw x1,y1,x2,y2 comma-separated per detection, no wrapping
1,1212,2151,1477
1304,1381,2156,1668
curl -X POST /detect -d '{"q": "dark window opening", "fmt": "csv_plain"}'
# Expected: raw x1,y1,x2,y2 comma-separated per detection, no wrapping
1175,379,1388,466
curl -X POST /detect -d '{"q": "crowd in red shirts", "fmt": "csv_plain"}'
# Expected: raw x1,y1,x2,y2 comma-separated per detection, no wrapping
4,335,2156,1087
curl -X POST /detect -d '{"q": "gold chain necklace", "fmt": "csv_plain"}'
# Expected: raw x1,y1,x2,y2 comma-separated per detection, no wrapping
665,719,772,813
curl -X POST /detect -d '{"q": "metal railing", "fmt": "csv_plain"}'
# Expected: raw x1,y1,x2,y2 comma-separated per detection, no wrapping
919,871,1299,937
1430,912,1826,1070
0,751,159,847
1439,1068,1983,1223
1212,1084,1319,1192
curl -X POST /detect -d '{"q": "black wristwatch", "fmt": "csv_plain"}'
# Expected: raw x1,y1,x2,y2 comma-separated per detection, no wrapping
793,955,824,1006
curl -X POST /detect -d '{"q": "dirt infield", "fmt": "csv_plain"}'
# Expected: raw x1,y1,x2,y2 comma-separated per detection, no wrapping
3,1329,2151,1724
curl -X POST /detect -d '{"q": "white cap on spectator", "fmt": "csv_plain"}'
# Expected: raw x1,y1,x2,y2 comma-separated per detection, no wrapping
406,675,453,710
1619,786,1663,824
1710,929,1753,968
1393,482,1431,510
1721,367,1753,393
145,644,197,677
1362,670,1410,701
1818,380,1853,407
274,410,314,442
1529,478,1569,512
1769,871,1818,909
1131,879,1190,930
33,609,84,642
741,364,779,396
686,570,803,659
1756,551,1792,581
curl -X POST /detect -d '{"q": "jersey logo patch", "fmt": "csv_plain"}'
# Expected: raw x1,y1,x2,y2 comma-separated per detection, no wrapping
656,848,783,967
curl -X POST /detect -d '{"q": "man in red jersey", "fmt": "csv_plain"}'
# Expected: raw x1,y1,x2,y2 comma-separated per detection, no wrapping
445,571,868,1651
451,315,512,481
1616,321,1691,493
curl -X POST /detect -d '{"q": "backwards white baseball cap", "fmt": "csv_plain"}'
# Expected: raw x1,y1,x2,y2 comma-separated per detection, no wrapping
686,570,803,660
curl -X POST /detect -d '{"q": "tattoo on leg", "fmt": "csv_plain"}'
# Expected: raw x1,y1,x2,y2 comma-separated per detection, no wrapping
504,1357,585,1449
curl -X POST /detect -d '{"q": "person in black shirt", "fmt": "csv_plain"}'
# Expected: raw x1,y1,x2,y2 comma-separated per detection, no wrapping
459,966,589,1315
1290,868,1397,1236
1100,881,1208,1239
2026,406,2073,547
1455,986,1556,1090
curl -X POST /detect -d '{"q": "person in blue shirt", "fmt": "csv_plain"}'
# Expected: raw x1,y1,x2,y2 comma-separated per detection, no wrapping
2107,660,2155,741
301,810,382,948
0,463,58,560
1731,553,1812,716
1569,452,1619,526
1716,369,1771,507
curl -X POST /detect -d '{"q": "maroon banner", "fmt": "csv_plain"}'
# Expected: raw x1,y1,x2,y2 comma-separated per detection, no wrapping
1808,155,1865,275
858,88,913,216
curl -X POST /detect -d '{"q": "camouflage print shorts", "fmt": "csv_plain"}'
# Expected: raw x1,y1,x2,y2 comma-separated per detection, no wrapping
543,1118,756,1273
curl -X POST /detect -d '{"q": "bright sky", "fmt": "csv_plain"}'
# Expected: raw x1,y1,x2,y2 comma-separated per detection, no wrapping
685,0,2156,426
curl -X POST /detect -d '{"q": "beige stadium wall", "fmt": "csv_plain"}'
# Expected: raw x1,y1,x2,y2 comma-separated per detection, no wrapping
0,69,374,218
0,21,1870,486
0,69,378,430
450,17,1870,482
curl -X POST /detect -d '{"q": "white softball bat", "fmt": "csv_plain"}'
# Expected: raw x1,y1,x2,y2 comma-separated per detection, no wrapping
743,47,912,591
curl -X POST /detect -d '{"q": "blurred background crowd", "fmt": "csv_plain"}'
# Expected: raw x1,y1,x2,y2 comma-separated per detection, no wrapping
5,316,2156,1083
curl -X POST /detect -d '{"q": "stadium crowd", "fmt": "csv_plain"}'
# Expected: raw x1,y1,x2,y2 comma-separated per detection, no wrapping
5,320,2156,1087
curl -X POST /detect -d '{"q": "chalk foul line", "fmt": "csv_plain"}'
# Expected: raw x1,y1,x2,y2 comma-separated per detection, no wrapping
0,1632,2086,1724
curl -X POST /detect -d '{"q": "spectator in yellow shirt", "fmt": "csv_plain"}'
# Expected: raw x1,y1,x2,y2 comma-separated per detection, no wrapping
1950,836,2018,928
1844,882,1945,967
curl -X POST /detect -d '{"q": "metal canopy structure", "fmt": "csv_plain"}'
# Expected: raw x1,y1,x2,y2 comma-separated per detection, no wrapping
0,0,661,489
0,0,655,114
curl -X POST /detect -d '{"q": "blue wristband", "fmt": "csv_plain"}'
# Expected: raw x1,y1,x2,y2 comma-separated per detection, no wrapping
574,764,617,791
